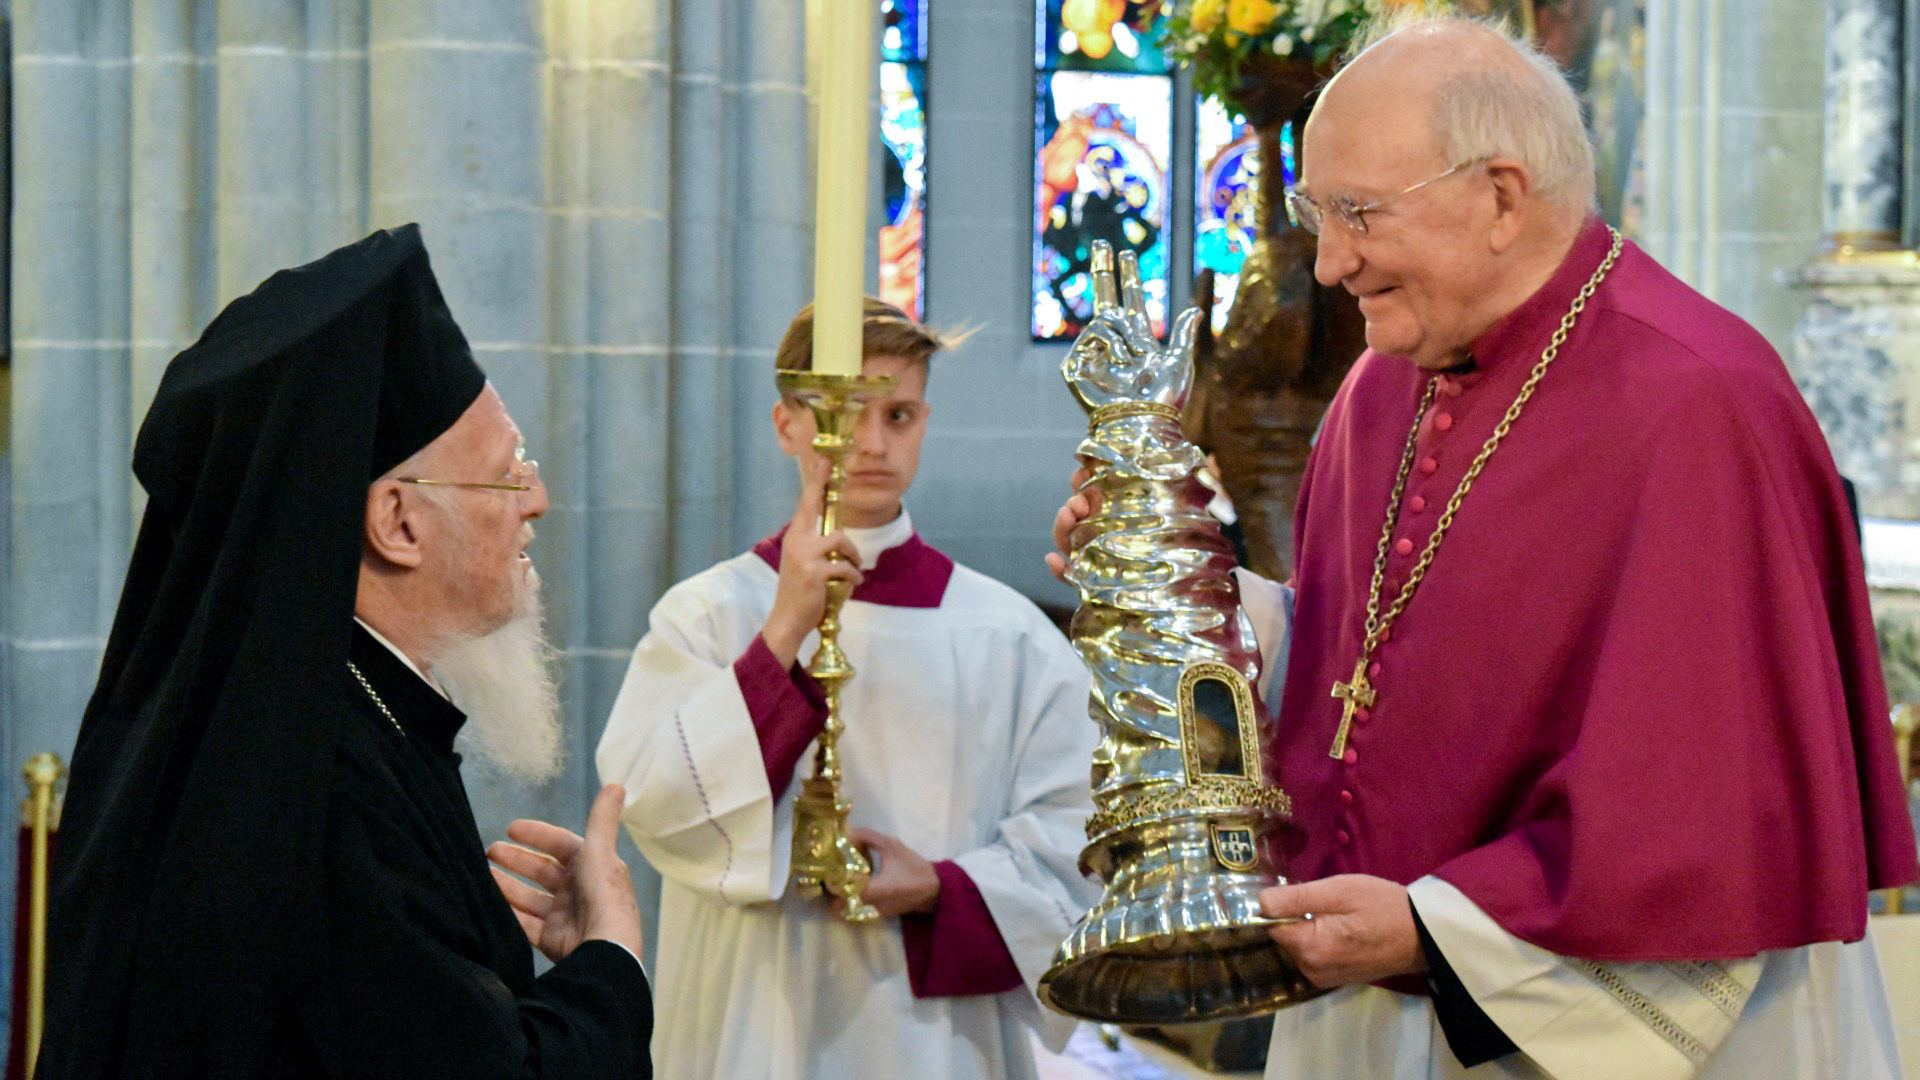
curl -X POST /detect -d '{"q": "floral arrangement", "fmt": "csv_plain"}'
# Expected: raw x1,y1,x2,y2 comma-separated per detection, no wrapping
1165,0,1435,111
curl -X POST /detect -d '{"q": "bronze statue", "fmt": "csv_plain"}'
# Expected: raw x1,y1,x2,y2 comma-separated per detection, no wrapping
1186,57,1370,581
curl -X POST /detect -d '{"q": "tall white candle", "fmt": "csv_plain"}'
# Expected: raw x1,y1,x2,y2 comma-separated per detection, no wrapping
809,0,872,377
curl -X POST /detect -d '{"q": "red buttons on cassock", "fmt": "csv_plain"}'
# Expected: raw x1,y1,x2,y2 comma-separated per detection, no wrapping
1436,412,1454,431
1419,456,1438,475
1339,789,1355,805
1342,748,1358,765
1410,495,1427,513
1368,661,1382,678
1335,830,1352,846
1355,707,1371,723
1394,537,1414,556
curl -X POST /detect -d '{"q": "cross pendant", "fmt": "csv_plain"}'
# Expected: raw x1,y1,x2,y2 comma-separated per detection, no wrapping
1329,657,1376,759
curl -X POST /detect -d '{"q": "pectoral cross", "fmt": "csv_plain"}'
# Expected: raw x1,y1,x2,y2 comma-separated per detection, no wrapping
1329,657,1375,759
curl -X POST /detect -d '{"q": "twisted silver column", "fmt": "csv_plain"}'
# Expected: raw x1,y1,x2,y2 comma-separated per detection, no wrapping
1039,242,1320,1024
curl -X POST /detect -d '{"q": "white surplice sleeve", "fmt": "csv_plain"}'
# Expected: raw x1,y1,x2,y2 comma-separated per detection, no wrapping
1409,876,1906,1079
1231,567,1293,706
951,614,1103,1051
596,576,793,907
1229,566,1902,1080
1410,876,1767,1079
1237,566,1763,1076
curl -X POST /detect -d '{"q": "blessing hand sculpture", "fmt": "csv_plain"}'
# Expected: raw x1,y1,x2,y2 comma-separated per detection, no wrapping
1062,246,1203,414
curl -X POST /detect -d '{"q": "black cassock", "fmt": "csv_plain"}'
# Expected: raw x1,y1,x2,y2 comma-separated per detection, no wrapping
40,226,651,1079
252,624,652,1077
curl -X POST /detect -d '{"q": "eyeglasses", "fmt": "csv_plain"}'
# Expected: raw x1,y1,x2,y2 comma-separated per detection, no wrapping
1284,158,1486,236
397,445,540,492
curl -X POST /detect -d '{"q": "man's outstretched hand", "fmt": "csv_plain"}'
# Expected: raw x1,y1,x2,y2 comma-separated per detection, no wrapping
488,783,646,965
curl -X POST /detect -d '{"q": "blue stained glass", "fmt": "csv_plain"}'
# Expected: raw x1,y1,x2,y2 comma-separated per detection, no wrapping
1038,0,1171,74
879,60,927,319
1195,100,1255,333
1193,102,1302,334
1033,70,1172,340
882,0,926,63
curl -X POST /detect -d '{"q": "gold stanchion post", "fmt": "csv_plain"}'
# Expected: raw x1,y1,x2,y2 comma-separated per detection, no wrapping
21,752,65,1080
1887,705,1915,915
780,368,896,924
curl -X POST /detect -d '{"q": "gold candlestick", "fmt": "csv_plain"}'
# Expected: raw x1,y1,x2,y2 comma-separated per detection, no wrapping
780,368,896,923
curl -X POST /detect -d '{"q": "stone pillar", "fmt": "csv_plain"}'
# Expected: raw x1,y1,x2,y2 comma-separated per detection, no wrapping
1789,0,1915,511
1639,0,1826,354
1788,0,1920,871
6,0,817,993
1822,0,1905,251
1791,258,1920,521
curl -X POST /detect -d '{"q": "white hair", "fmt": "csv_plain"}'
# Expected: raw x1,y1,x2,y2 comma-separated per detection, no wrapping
1351,13,1598,214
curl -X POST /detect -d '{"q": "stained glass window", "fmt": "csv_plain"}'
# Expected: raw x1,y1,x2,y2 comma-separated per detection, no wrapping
1033,3,1172,341
1194,105,1296,335
880,0,927,320
1039,0,1171,74
879,2,929,317
1194,100,1254,334
881,0,925,63
879,60,926,319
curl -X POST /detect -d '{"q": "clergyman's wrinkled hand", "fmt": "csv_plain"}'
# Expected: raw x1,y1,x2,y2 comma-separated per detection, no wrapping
488,783,646,964
1259,874,1427,988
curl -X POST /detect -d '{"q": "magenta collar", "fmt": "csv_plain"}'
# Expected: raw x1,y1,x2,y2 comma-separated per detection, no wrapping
1467,215,1618,375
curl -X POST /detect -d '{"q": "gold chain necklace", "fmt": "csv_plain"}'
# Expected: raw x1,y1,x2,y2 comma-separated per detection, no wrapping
1329,227,1625,758
347,660,409,738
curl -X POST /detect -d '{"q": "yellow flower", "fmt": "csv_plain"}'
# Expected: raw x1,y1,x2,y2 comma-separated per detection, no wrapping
1190,0,1227,33
1226,0,1280,36
1063,0,1126,58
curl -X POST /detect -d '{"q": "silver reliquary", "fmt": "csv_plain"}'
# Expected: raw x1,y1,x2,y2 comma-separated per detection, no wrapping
1038,242,1323,1024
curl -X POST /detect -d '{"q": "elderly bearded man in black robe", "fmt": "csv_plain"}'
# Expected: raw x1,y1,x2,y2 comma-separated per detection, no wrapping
37,226,653,1079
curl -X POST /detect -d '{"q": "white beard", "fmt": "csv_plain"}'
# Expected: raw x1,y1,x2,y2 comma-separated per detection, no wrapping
431,585,564,785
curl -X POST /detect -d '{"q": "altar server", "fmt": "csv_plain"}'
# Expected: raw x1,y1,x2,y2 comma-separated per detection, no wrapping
598,299,1098,1080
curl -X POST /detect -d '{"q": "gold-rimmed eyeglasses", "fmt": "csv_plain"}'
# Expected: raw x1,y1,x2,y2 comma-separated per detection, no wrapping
1285,158,1487,236
397,445,540,492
